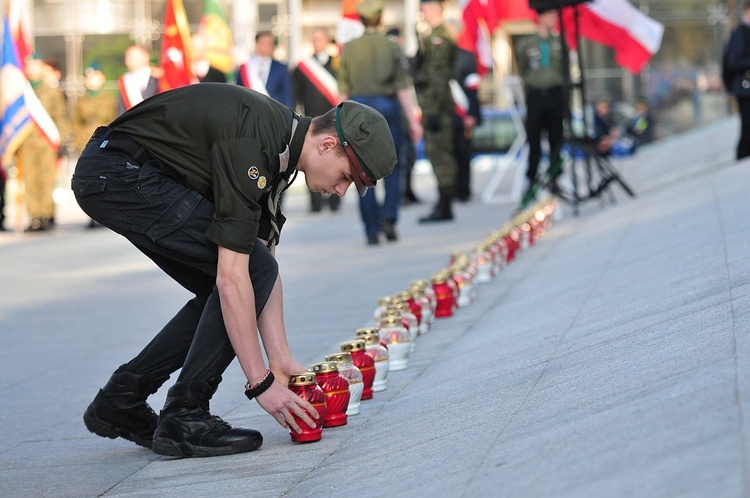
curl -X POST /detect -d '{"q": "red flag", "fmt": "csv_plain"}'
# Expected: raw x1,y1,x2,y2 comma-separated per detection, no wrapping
495,0,535,23
160,0,193,91
562,0,663,74
458,0,496,76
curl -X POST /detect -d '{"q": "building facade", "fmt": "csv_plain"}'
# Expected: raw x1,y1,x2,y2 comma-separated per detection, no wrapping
2,0,741,138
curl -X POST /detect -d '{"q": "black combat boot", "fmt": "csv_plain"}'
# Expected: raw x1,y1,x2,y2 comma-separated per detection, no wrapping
418,189,454,223
83,365,167,448
151,379,263,458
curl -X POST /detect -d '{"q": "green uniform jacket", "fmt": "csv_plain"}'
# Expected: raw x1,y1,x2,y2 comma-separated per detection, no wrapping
514,32,566,90
72,90,117,153
338,28,408,97
19,82,71,150
415,23,457,116
109,84,310,253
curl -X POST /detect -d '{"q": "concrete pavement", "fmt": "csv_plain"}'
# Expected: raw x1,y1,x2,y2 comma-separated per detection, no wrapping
0,117,747,497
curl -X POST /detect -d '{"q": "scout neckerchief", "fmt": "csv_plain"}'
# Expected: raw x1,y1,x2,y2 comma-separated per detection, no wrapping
296,54,340,107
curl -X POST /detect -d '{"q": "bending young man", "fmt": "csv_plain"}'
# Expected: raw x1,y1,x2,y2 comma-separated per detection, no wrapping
74,83,396,457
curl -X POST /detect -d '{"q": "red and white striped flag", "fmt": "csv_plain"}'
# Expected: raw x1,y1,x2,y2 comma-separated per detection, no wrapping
562,0,663,74
458,0,498,76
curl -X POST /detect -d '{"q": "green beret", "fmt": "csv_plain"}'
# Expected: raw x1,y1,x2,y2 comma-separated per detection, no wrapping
335,101,397,196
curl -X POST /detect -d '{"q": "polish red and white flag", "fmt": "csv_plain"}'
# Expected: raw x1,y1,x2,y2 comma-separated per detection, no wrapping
562,0,664,74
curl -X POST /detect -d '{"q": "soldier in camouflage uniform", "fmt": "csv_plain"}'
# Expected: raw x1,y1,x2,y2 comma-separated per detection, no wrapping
16,56,71,232
72,63,118,229
72,63,117,154
415,0,458,223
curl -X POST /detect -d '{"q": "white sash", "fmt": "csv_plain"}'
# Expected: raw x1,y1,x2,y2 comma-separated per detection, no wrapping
240,63,269,97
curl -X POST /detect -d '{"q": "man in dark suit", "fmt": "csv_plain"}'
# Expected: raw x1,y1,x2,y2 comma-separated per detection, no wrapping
117,45,159,115
237,31,293,108
445,18,482,203
192,34,226,83
294,28,341,212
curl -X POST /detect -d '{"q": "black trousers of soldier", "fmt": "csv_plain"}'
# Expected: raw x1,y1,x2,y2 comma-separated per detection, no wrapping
737,98,750,160
525,86,565,182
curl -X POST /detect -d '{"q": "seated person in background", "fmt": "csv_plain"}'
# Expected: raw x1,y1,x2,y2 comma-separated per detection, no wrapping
593,97,618,156
621,97,654,153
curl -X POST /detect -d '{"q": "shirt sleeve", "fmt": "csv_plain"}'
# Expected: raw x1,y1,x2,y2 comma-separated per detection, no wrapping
205,137,273,254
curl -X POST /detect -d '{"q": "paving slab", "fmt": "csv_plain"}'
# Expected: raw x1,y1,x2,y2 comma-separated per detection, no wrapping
0,117,748,497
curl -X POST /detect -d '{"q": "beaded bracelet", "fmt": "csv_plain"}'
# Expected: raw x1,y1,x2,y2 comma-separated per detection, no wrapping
244,370,275,400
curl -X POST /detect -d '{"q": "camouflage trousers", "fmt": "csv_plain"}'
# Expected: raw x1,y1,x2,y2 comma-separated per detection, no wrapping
18,146,57,219
423,113,457,192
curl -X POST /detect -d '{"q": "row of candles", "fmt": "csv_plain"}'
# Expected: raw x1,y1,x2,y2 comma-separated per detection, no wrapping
286,198,559,442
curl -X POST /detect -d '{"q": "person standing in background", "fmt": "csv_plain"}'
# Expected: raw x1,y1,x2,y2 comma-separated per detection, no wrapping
385,27,421,206
414,0,458,223
117,45,159,115
294,28,341,213
338,0,422,245
444,17,482,203
16,55,71,232
237,31,293,108
514,8,565,195
191,34,227,83
72,62,117,229
725,1,750,160
73,63,117,154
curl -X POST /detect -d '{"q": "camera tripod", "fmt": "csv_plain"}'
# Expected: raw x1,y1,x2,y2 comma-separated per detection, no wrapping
519,133,635,214
518,1,635,214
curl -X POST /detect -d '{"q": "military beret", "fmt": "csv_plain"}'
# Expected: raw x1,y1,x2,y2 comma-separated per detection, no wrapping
335,101,397,196
356,0,383,21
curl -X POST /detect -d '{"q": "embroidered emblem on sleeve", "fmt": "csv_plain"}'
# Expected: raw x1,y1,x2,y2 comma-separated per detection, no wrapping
248,166,260,179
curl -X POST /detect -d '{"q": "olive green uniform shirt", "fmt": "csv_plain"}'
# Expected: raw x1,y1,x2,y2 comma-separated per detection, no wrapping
109,84,310,253
415,23,457,116
72,90,117,152
514,32,566,90
338,28,408,97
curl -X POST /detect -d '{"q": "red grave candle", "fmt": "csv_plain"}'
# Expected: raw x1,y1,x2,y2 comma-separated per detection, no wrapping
287,372,326,443
340,339,375,400
311,361,349,427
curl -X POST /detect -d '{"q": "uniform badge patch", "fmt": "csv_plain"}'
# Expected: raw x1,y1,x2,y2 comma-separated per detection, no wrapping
257,176,267,189
248,166,260,179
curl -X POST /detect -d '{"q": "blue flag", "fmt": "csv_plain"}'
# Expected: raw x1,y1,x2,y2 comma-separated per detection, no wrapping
1,15,33,167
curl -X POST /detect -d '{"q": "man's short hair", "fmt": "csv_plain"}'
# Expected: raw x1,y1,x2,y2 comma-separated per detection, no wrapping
255,31,276,44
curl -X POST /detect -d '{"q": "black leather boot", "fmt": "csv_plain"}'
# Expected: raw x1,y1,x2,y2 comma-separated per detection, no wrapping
419,190,454,223
83,365,167,448
152,379,263,458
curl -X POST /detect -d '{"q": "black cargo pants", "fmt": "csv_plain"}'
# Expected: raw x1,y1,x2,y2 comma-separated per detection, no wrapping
72,128,278,386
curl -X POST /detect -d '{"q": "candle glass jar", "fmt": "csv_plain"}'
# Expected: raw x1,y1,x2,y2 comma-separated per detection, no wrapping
340,340,375,400
355,330,389,392
311,361,349,427
325,352,363,416
378,316,411,371
288,372,327,443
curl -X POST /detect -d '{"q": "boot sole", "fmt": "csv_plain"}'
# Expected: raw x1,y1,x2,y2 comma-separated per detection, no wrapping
83,410,153,449
152,433,263,458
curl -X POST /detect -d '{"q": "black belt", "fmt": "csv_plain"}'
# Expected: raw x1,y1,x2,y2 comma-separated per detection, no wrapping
92,126,154,164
